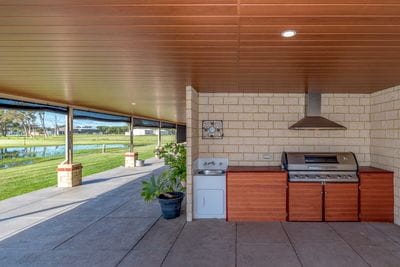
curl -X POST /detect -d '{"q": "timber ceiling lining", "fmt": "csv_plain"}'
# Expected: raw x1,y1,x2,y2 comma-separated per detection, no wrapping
1,0,400,122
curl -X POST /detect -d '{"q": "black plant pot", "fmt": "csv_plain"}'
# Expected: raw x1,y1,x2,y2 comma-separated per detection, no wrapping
158,192,184,219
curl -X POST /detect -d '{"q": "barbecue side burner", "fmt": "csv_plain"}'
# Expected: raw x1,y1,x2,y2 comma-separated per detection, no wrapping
281,152,359,183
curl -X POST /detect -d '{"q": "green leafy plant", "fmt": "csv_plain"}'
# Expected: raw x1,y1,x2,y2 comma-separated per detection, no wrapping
141,143,186,201
153,145,163,158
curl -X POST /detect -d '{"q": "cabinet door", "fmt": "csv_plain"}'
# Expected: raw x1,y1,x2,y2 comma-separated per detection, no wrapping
325,183,358,221
196,189,224,216
359,173,393,222
289,183,323,221
227,172,287,222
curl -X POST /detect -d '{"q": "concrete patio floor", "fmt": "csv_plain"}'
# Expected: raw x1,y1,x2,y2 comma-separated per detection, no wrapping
0,160,400,267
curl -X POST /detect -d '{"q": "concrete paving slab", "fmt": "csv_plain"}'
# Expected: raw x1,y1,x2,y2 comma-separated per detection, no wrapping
0,216,44,240
0,247,43,267
353,244,400,267
237,222,289,244
369,222,400,245
107,198,161,218
282,222,342,243
162,220,236,267
56,217,157,251
237,243,301,267
330,222,397,248
293,241,369,267
50,183,125,201
0,216,96,250
30,247,128,267
118,216,186,267
0,187,70,214
0,199,84,220
64,195,129,219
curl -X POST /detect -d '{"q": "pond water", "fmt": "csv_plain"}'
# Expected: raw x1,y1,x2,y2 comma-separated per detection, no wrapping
0,144,128,169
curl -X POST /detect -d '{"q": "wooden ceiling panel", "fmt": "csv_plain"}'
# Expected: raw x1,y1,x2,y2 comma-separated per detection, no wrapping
242,0,400,3
0,5,237,17
240,4,400,17
1,1,400,123
240,25,400,34
0,0,238,5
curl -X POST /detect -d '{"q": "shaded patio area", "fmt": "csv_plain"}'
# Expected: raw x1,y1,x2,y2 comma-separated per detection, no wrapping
1,160,400,267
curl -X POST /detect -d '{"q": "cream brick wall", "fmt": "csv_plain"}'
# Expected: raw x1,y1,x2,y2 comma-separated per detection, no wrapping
370,86,400,224
198,93,371,166
185,86,199,222
190,89,400,224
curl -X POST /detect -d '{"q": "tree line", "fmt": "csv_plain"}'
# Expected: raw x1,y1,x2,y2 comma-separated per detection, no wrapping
0,110,62,137
0,110,129,137
96,126,128,134
0,109,174,137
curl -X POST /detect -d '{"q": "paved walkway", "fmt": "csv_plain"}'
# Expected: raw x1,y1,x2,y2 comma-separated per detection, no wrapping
1,159,400,267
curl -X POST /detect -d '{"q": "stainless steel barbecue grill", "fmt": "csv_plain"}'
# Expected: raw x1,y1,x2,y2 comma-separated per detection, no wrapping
281,152,359,182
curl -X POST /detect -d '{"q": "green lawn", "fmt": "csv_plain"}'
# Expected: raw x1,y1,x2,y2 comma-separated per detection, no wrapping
0,134,173,148
0,134,175,201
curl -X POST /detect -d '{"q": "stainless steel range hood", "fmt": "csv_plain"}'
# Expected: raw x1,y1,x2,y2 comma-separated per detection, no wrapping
289,93,346,130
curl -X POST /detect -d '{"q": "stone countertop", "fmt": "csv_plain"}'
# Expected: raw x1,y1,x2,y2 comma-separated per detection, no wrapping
227,166,392,174
358,166,393,173
227,166,286,173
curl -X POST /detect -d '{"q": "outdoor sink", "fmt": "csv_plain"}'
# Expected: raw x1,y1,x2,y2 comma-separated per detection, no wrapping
197,169,225,176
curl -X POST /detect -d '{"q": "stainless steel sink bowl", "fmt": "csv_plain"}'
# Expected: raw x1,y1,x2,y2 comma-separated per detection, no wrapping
197,169,226,176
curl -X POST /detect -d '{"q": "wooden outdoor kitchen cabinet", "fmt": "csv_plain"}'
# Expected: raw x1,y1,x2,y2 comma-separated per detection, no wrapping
324,183,359,221
288,182,358,221
226,167,287,222
359,167,394,222
226,167,394,222
288,183,323,221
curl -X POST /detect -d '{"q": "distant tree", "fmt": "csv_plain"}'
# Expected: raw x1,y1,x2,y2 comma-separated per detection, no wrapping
96,125,128,134
21,111,36,137
97,126,108,134
52,114,61,136
38,111,48,137
0,110,15,136
4,110,37,137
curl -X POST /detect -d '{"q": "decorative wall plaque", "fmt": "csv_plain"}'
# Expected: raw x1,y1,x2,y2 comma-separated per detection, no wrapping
202,120,224,139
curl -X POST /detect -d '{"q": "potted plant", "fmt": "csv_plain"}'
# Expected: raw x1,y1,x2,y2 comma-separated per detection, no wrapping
153,145,163,159
141,143,186,219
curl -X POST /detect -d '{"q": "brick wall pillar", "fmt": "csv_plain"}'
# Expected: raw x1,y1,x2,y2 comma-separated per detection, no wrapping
186,85,199,222
57,163,82,187
125,152,138,168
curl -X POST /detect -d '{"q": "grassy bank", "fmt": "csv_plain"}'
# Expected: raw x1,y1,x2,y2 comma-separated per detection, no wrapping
0,135,175,200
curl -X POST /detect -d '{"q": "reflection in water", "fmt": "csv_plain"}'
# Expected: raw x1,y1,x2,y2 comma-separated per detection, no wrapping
0,144,128,169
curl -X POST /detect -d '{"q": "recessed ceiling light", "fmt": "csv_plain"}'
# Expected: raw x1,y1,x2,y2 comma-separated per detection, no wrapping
131,102,136,106
281,30,296,38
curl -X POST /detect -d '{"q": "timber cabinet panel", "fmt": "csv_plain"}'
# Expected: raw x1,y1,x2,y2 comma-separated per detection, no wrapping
288,183,323,221
227,172,287,222
325,183,358,222
359,172,394,222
